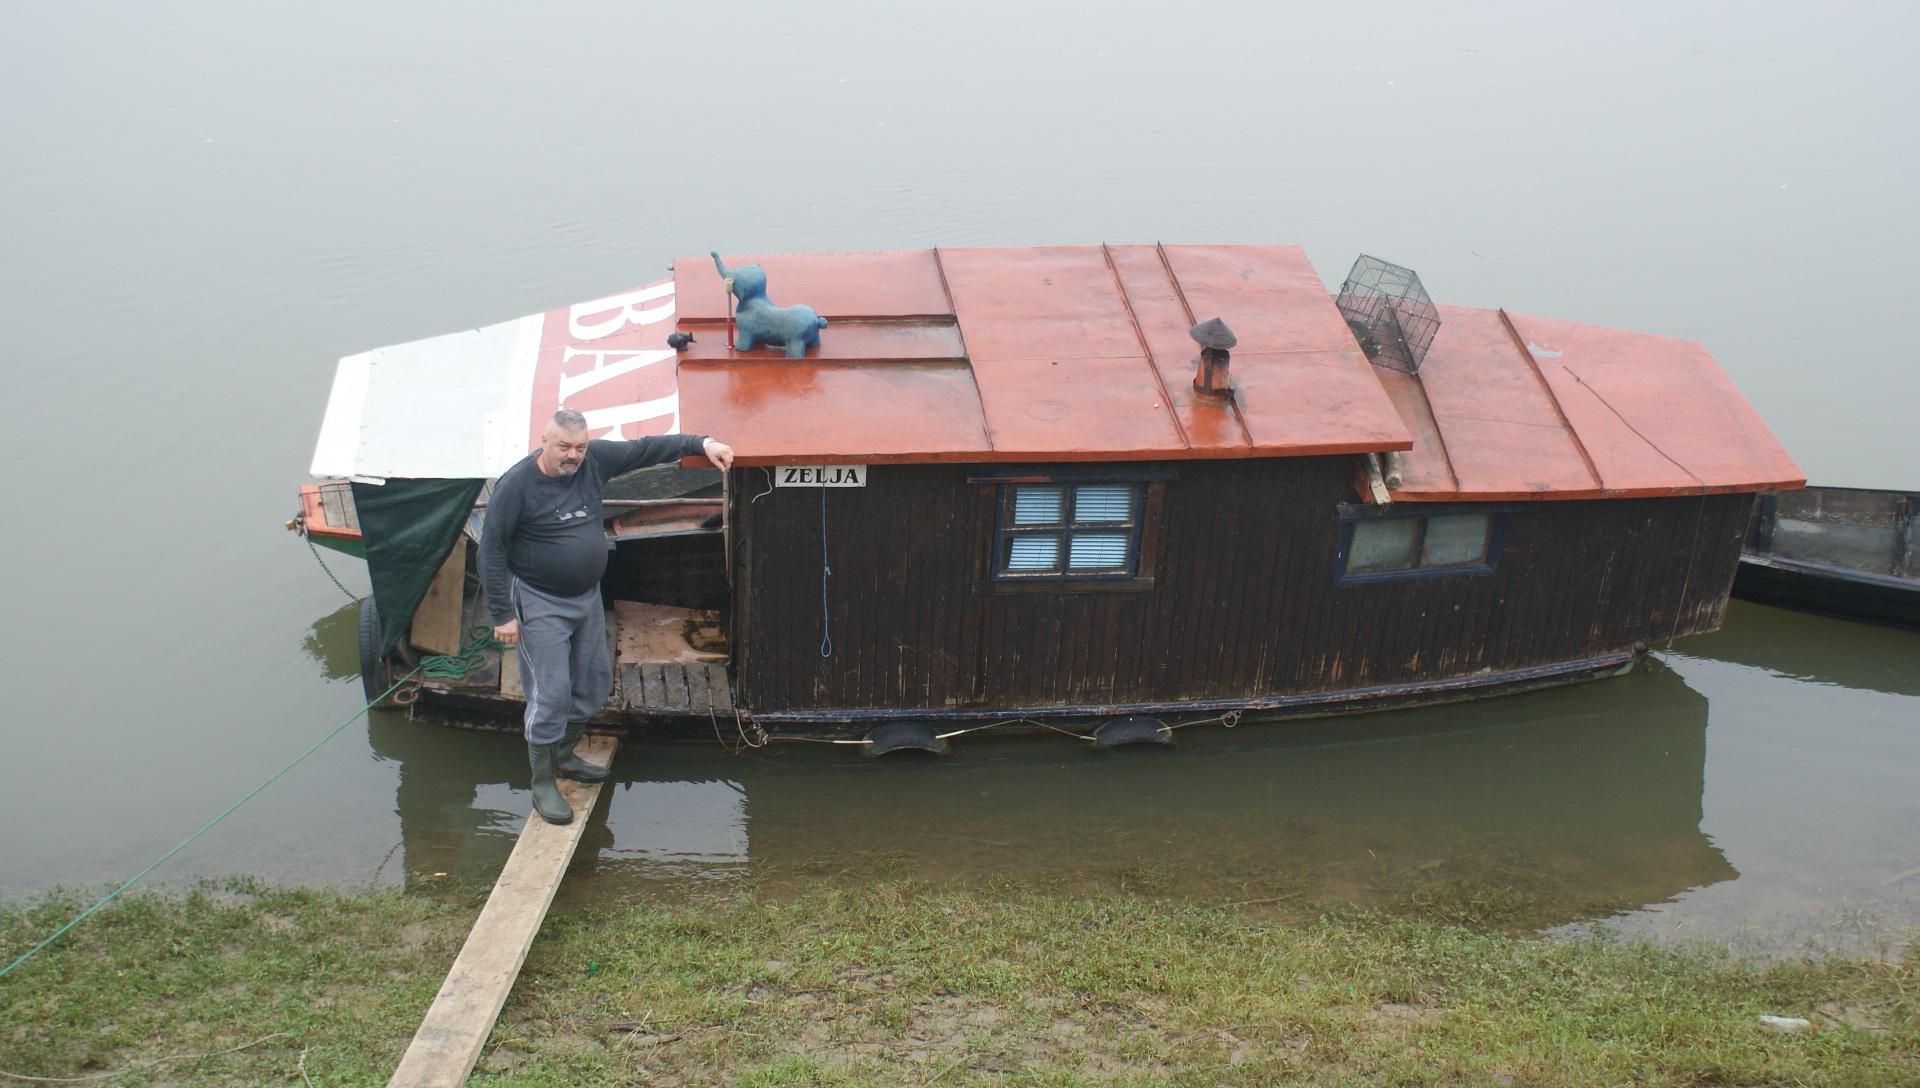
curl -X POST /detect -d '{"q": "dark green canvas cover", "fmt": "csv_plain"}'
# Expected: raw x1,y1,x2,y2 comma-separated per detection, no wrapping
351,478,486,654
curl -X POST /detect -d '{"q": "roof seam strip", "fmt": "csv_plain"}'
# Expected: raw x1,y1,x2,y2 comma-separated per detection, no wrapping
1153,243,1254,447
1101,243,1192,451
931,246,998,454
1408,370,1463,497
1498,308,1604,492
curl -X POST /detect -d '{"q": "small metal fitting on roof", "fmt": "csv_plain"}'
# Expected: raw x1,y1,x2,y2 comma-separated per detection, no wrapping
1189,318,1237,398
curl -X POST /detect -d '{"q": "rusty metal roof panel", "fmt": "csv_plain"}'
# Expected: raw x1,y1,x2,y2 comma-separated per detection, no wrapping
938,246,1148,361
674,249,955,322
1155,244,1412,456
1370,366,1459,496
967,354,1188,460
1230,351,1420,456
1387,306,1603,501
675,321,965,365
1389,308,1802,500
1104,244,1250,452
1158,245,1361,353
1510,313,1803,496
676,360,991,465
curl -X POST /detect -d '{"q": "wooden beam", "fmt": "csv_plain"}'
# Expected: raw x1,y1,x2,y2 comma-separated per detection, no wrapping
1361,453,1392,505
498,649,523,700
605,609,621,703
706,663,734,711
387,735,618,1088
409,544,467,656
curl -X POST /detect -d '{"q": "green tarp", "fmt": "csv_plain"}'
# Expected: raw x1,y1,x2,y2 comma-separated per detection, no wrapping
351,478,486,654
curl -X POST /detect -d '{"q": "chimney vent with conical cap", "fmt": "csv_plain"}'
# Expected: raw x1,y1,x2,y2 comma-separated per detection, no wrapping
1189,318,1237,397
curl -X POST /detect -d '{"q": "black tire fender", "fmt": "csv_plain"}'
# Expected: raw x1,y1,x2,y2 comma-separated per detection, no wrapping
357,597,402,708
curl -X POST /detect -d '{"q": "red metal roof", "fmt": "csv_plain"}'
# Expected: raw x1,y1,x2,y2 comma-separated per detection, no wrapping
1382,308,1803,501
676,244,1412,466
673,244,1800,498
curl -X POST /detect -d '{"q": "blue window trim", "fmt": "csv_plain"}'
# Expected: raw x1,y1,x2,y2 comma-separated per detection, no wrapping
992,481,1147,582
1331,503,1511,585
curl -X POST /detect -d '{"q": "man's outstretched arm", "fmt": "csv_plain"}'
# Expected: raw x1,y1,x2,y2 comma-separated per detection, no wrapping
594,434,735,475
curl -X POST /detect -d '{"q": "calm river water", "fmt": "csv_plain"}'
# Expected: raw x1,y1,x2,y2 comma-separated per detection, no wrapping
2,2,1915,954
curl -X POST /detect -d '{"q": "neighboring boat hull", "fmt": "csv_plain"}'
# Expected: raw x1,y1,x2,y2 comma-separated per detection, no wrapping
295,480,365,557
1734,486,1919,630
1734,555,1920,630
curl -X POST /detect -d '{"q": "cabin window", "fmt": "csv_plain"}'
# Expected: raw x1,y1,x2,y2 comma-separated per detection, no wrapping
995,483,1143,580
1339,511,1495,580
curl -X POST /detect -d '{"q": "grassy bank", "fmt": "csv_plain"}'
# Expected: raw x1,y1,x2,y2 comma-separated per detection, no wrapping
1,882,1914,1086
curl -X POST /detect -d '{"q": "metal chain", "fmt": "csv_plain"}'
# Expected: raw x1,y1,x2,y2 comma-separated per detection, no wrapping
305,533,361,603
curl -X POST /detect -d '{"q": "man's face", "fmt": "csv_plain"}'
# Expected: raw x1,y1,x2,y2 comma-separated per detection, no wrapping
538,426,588,477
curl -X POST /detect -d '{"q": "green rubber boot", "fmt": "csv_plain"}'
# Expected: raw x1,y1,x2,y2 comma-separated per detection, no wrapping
555,723,611,783
527,742,573,825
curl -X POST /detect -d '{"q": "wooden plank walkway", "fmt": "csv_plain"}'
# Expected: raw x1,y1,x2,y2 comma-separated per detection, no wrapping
387,734,618,1088
620,661,733,713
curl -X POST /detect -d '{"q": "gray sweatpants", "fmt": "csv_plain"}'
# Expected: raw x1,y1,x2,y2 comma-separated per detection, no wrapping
510,578,611,744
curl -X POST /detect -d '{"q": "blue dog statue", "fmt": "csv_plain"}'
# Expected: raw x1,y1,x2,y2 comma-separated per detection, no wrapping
711,251,828,358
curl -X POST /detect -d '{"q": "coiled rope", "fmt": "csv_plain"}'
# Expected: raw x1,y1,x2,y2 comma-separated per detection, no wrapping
416,626,504,681
0,627,501,982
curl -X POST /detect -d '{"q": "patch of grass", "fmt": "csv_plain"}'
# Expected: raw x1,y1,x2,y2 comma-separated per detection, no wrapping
0,880,1914,1086
0,880,469,1085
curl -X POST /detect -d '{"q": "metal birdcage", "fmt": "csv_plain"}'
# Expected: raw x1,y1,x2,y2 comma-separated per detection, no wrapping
1335,254,1440,374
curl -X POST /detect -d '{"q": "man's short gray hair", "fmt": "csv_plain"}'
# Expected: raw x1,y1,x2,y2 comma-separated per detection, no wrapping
548,409,588,433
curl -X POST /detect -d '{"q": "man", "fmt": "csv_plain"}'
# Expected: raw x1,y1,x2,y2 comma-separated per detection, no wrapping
479,409,735,824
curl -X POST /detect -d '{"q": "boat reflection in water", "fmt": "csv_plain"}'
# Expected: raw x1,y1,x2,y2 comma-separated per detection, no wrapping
352,604,1738,929
685,662,1734,929
299,600,365,683
1668,598,1920,699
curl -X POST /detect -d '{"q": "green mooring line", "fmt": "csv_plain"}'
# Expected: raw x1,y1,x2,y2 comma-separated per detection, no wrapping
0,629,503,982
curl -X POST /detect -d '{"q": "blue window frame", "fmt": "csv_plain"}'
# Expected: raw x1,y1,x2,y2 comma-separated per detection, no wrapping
994,482,1145,580
1335,508,1503,582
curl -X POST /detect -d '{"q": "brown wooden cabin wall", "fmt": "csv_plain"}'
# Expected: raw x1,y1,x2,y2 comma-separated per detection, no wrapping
728,459,1753,714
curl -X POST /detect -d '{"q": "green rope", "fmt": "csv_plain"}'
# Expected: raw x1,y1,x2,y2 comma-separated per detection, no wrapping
0,628,503,982
417,626,505,680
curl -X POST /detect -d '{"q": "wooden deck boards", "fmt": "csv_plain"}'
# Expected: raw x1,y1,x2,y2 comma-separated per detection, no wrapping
611,600,731,715
488,600,732,714
386,735,617,1088
619,661,733,713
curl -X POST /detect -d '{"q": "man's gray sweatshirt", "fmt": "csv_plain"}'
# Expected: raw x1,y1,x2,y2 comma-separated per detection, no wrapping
479,435,707,625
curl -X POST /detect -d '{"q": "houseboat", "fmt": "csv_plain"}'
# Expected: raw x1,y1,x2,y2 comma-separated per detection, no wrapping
294,244,1803,746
